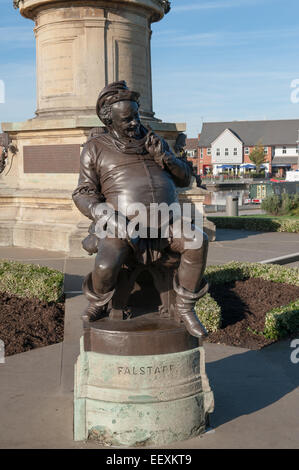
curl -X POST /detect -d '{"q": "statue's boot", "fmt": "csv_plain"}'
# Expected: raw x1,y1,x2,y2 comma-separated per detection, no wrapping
173,274,209,338
82,272,115,322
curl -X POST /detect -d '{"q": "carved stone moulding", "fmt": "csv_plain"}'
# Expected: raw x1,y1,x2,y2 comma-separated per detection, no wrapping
17,0,168,20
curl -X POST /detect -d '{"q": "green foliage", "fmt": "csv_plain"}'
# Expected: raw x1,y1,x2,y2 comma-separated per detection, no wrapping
208,216,299,233
195,262,299,340
261,193,299,217
0,261,64,303
261,194,281,215
264,300,299,340
195,293,222,332
205,262,299,286
250,171,266,179
249,141,267,172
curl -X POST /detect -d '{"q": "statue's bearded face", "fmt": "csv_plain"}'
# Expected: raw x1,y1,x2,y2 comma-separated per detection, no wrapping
110,100,141,139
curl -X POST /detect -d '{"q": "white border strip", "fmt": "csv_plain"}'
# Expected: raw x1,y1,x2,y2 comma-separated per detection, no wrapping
259,253,299,265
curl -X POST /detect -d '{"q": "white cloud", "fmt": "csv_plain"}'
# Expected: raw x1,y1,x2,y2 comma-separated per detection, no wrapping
173,0,267,13
167,70,297,81
152,27,299,48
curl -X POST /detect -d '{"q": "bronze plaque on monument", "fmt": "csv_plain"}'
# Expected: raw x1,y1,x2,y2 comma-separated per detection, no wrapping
23,144,80,173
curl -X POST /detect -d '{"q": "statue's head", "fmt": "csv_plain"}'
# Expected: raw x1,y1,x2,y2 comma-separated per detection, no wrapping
96,81,141,139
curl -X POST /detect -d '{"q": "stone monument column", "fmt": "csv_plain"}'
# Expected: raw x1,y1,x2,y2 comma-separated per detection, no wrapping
1,0,185,254
18,0,168,120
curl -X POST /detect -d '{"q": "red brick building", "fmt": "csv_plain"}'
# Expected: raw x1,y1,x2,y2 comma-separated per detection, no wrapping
187,119,299,177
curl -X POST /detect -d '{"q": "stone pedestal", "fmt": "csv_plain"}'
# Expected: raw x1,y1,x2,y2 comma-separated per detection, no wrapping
0,118,185,254
0,0,186,253
178,182,216,242
74,316,214,446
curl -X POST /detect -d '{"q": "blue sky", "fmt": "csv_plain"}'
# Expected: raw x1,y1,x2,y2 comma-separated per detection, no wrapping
1,0,299,136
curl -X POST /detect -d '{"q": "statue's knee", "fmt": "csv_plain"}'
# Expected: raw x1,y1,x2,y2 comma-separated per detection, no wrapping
95,256,116,280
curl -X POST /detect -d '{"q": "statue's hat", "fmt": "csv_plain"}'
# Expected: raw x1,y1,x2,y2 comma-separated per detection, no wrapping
96,81,140,117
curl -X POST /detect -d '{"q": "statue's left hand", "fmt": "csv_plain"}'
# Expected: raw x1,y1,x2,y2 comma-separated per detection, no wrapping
145,131,164,160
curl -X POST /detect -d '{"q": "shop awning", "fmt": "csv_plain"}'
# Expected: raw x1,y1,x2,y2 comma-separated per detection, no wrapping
240,164,256,169
272,164,292,167
216,165,235,169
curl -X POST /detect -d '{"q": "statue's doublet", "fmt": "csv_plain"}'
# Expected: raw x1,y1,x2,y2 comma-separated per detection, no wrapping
74,132,184,219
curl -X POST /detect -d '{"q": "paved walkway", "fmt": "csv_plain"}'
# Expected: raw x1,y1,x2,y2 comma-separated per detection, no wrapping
0,229,298,448
1,229,299,281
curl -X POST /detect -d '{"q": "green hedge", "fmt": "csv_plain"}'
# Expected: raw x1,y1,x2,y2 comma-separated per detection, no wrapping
264,300,299,340
195,262,299,340
207,216,299,233
205,262,299,286
195,293,222,332
0,261,64,303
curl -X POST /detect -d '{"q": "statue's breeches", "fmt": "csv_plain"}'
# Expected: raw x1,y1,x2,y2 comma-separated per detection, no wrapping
91,225,209,296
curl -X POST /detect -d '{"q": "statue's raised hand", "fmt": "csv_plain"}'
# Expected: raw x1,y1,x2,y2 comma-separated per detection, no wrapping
145,131,165,166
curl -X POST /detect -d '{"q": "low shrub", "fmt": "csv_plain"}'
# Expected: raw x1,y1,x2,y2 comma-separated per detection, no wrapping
207,216,299,233
264,300,299,340
205,262,299,286
195,262,299,340
0,261,64,302
261,194,281,215
195,293,222,332
261,193,299,216
251,171,265,179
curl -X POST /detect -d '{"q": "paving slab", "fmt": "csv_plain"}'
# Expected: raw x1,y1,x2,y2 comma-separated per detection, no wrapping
0,246,66,261
64,258,94,292
0,331,298,448
0,229,298,295
208,230,299,265
60,294,86,393
0,230,298,448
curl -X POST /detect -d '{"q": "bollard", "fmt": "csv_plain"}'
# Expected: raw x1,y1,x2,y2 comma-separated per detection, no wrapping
226,195,239,216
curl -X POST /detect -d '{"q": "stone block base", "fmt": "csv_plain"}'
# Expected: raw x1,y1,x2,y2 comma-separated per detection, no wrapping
0,118,188,254
74,337,214,447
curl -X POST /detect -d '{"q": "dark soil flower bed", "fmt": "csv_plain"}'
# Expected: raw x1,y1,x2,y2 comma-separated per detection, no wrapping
0,276,298,356
207,278,299,349
0,292,64,356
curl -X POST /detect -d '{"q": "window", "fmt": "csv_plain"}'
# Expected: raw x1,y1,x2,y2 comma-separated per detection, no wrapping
264,147,268,154
187,150,196,158
207,148,211,155
234,148,238,156
282,146,287,154
216,148,220,156
245,147,249,155
225,148,229,156
200,149,203,159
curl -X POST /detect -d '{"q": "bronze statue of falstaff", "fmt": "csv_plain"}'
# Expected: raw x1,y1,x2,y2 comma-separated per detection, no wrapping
72,81,209,338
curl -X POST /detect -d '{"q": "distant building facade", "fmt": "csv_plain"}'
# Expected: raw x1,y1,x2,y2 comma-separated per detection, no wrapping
186,119,299,176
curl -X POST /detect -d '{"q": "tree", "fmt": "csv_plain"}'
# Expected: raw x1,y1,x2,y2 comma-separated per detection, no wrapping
249,140,266,173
